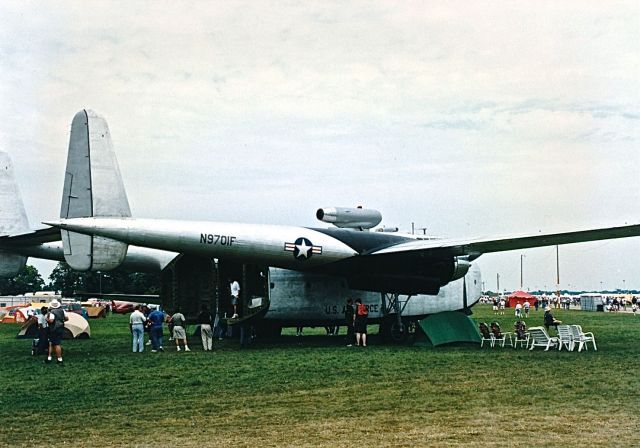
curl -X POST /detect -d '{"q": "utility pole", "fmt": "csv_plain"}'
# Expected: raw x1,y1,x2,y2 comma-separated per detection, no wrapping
411,222,415,235
496,273,500,293
520,254,525,289
556,245,560,297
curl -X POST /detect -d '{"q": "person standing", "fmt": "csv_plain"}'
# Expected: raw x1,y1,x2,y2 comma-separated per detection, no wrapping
344,298,355,347
230,278,240,318
197,305,213,351
46,299,68,364
171,308,190,352
515,302,522,319
148,307,166,353
354,298,368,347
523,300,530,318
129,305,147,353
36,306,49,356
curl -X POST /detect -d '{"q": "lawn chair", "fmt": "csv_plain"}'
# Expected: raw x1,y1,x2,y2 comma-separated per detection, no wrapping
490,321,509,347
557,325,574,351
570,325,597,352
512,320,529,349
527,326,558,351
479,322,494,348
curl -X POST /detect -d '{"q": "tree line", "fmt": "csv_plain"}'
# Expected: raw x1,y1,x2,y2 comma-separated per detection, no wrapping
0,263,160,297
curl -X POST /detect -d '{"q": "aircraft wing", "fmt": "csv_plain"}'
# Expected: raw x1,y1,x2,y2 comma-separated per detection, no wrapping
0,227,62,247
369,223,640,258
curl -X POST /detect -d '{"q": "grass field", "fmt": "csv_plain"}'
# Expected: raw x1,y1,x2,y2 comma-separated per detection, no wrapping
1,305,639,447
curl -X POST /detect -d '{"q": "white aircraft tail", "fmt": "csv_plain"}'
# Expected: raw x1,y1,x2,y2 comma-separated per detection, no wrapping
60,109,130,271
0,152,29,276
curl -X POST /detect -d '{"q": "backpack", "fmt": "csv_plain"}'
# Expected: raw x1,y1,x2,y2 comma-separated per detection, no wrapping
356,303,368,317
48,308,66,331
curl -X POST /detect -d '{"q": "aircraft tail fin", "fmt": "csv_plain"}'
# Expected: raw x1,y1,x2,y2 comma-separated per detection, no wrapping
0,152,29,276
60,109,130,271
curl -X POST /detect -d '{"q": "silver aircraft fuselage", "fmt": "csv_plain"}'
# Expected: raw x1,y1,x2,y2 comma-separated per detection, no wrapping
267,264,482,324
50,217,365,269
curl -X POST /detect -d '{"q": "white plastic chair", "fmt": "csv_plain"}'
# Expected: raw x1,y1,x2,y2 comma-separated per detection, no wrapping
489,322,509,347
512,333,529,349
479,323,494,348
570,325,597,352
527,326,559,351
512,321,529,349
557,325,574,351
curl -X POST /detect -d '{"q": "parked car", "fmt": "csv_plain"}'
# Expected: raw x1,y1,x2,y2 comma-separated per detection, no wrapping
62,302,89,320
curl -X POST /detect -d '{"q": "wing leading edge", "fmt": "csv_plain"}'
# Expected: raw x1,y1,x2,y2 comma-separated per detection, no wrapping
368,223,640,258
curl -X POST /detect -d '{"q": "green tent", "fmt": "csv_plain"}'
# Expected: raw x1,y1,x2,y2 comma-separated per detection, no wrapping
416,311,481,346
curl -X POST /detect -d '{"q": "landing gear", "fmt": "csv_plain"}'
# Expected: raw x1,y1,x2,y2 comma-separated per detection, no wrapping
379,316,408,343
380,292,413,343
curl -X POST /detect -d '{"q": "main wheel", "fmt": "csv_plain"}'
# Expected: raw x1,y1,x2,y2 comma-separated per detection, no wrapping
380,316,409,343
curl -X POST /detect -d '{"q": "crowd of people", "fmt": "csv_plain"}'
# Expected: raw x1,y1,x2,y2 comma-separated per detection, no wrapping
124,294,372,353
129,305,214,353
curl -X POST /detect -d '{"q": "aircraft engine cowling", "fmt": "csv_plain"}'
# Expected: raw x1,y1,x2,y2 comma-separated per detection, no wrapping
316,207,382,230
451,256,472,281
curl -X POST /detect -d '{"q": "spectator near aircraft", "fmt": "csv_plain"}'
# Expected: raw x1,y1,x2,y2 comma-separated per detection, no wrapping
46,299,68,364
147,307,166,352
171,308,190,352
129,305,146,353
354,299,368,347
197,305,213,351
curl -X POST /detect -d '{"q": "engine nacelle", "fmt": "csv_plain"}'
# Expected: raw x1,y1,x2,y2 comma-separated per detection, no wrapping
451,256,472,281
316,207,382,230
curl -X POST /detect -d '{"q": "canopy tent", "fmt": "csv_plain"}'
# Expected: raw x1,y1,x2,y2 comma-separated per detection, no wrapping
17,313,91,339
415,311,481,346
507,291,538,308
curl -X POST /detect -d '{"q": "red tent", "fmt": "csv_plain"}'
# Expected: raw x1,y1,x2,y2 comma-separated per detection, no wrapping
507,291,537,308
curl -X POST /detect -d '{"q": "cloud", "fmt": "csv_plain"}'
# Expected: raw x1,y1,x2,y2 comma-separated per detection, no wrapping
0,1,639,289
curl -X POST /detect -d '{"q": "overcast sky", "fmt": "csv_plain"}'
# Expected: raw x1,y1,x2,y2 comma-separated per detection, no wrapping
1,1,639,292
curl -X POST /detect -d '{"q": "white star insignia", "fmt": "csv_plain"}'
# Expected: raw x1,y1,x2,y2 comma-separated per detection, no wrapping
296,240,311,258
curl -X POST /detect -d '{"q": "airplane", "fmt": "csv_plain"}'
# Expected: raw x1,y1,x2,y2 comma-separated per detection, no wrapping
0,146,480,341
4,109,640,340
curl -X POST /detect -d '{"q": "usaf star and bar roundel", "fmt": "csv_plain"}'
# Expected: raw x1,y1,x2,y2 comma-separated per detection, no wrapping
284,237,322,260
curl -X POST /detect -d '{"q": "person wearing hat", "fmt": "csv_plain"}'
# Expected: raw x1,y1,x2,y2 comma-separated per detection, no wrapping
46,299,68,364
543,306,561,331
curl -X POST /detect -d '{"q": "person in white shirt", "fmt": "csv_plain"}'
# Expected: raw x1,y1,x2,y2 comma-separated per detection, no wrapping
230,279,241,319
129,305,147,353
36,306,49,355
515,303,523,318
